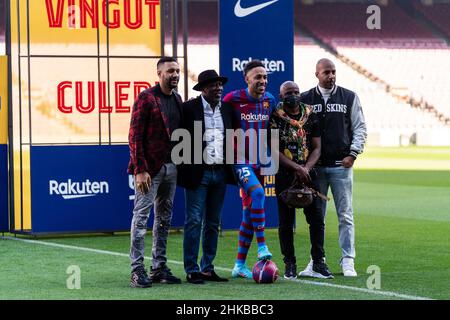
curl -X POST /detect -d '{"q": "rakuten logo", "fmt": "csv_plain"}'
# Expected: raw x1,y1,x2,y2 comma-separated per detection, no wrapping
232,57,285,74
241,113,269,122
49,179,109,200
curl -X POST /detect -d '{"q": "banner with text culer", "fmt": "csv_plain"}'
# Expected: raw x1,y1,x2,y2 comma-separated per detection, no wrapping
9,0,162,233
219,0,294,96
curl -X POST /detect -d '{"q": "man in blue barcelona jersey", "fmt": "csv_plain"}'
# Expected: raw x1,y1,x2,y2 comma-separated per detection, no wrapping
223,60,277,278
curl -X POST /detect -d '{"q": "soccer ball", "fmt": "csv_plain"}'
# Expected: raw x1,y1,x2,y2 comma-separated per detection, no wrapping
252,260,279,284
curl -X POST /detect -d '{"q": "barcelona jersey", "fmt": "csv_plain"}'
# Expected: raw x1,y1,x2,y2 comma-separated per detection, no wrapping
223,89,277,169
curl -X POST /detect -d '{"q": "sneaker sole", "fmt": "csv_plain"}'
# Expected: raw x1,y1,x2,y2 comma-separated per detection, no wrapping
130,282,152,288
298,270,313,277
257,255,272,261
342,265,358,277
151,278,182,284
187,281,205,284
299,270,334,279
283,275,298,280
311,270,334,279
158,280,181,284
231,272,252,279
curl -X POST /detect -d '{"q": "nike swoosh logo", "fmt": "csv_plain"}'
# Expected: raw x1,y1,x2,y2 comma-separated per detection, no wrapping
234,0,279,18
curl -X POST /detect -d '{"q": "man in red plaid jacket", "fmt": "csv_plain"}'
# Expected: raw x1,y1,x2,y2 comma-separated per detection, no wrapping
128,57,183,288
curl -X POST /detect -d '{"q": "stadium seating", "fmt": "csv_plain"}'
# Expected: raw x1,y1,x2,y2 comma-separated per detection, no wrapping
180,0,450,146
414,0,450,39
184,41,450,146
296,1,446,48
293,44,448,130
335,46,450,119
176,1,218,44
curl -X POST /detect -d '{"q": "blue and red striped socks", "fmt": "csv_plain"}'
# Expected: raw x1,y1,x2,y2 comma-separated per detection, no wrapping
249,187,266,248
236,207,253,265
235,186,267,266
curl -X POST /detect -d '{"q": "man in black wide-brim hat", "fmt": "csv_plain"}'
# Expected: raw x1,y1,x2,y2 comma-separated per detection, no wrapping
177,69,236,284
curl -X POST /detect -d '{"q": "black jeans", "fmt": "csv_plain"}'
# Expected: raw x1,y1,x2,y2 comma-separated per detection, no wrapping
275,169,326,265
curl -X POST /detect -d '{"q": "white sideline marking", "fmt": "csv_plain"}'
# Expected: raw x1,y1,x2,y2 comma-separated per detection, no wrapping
3,236,432,300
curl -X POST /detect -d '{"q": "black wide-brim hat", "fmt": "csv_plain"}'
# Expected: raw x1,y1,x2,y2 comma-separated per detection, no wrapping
193,69,228,91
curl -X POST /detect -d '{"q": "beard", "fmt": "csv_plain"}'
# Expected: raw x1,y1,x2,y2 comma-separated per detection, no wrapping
166,77,179,90
255,84,265,93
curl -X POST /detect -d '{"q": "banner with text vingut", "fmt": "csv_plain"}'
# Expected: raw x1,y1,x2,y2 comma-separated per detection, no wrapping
219,0,294,96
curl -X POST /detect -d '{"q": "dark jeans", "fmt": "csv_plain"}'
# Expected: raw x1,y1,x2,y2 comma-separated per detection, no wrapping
183,168,227,274
275,169,326,265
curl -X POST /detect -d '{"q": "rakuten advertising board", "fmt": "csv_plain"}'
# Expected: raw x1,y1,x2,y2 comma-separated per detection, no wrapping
29,145,278,233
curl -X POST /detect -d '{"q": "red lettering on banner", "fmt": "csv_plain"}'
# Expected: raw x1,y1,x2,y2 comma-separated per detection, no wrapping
45,0,65,28
145,0,159,29
68,0,77,28
75,81,95,113
45,0,160,29
80,0,98,28
99,82,113,113
133,81,151,99
57,81,73,113
124,0,142,29
115,82,131,113
103,0,120,29
57,81,153,114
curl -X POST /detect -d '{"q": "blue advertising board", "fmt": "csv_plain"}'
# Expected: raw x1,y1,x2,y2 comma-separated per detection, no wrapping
30,145,137,233
219,0,294,96
218,0,292,230
0,144,8,231
29,145,278,234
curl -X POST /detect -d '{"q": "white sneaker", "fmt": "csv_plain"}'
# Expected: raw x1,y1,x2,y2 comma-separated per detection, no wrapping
341,258,357,277
298,259,314,277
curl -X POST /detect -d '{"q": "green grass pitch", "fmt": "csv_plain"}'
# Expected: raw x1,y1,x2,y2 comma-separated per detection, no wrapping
1,147,449,300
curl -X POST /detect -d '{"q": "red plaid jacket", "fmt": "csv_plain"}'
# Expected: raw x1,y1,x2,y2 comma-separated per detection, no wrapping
128,84,183,177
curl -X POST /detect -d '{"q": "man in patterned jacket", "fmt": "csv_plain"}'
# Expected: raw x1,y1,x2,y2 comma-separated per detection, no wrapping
128,57,183,288
269,81,332,280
